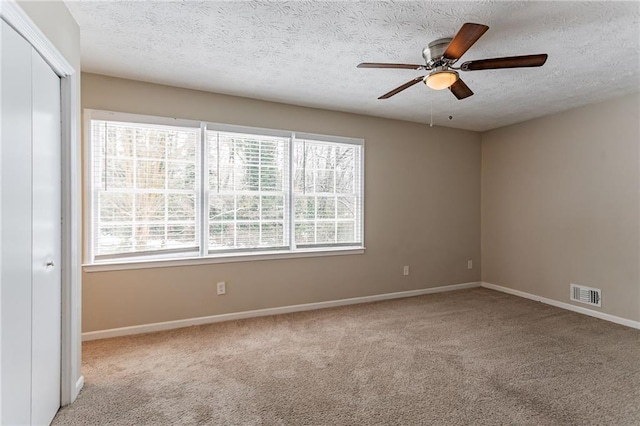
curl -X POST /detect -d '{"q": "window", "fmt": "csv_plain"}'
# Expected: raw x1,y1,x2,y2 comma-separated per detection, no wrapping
293,139,361,247
207,131,289,252
90,120,200,260
86,111,363,265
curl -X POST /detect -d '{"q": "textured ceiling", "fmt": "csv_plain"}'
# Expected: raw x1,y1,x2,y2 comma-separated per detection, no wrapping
65,1,640,132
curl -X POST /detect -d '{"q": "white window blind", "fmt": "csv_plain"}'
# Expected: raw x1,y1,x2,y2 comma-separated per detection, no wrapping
294,139,362,247
207,131,289,252
87,112,363,264
91,120,200,259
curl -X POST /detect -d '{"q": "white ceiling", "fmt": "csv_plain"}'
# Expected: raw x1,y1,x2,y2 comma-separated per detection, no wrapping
65,1,640,132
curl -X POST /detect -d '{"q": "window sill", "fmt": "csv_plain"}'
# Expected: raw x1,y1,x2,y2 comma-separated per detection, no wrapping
83,247,366,272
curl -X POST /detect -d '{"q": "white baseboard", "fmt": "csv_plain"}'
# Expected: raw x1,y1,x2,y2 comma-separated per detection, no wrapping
74,375,84,399
481,282,640,330
82,281,481,341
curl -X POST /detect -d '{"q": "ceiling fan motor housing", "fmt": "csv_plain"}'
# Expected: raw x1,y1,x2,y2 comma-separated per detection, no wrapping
422,38,453,67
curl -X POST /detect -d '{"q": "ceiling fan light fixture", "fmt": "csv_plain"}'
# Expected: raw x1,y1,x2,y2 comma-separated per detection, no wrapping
426,70,459,90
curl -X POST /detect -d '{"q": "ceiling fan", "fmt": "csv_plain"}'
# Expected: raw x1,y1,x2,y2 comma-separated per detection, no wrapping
357,23,548,100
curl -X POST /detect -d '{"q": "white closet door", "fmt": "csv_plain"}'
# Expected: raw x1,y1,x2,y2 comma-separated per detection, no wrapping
31,49,62,426
1,19,34,426
1,19,62,426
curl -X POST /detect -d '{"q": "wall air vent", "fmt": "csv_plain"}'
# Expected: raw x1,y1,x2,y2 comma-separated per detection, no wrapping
570,283,601,307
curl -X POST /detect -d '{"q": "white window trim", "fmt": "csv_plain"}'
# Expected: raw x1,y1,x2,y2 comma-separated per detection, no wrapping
83,246,365,272
83,109,365,269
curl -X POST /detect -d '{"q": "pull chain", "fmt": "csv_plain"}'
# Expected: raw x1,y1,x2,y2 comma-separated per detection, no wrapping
430,95,433,127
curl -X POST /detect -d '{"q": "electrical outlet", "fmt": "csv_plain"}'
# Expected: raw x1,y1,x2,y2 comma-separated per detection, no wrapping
403,266,409,276
467,260,473,270
216,281,226,295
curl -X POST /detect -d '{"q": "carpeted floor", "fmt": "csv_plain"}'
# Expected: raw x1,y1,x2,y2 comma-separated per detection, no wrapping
53,287,640,425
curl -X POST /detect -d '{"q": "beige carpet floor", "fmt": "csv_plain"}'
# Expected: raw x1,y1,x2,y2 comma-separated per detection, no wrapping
53,288,640,425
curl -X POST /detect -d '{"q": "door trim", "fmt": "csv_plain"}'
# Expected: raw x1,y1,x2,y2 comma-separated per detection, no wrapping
0,0,83,405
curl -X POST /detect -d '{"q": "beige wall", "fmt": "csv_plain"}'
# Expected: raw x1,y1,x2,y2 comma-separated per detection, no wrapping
18,1,80,72
482,94,640,321
81,73,481,332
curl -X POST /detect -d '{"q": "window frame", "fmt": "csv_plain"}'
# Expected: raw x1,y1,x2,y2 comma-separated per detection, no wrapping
83,109,365,271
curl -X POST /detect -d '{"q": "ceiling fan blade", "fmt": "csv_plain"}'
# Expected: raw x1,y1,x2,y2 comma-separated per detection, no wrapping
443,23,489,60
449,78,473,100
358,62,426,70
378,77,425,99
461,54,548,71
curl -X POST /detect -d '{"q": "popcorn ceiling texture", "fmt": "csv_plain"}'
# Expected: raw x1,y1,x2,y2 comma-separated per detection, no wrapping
66,1,639,131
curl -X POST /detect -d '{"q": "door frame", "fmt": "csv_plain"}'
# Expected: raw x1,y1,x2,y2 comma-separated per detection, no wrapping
0,0,83,406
